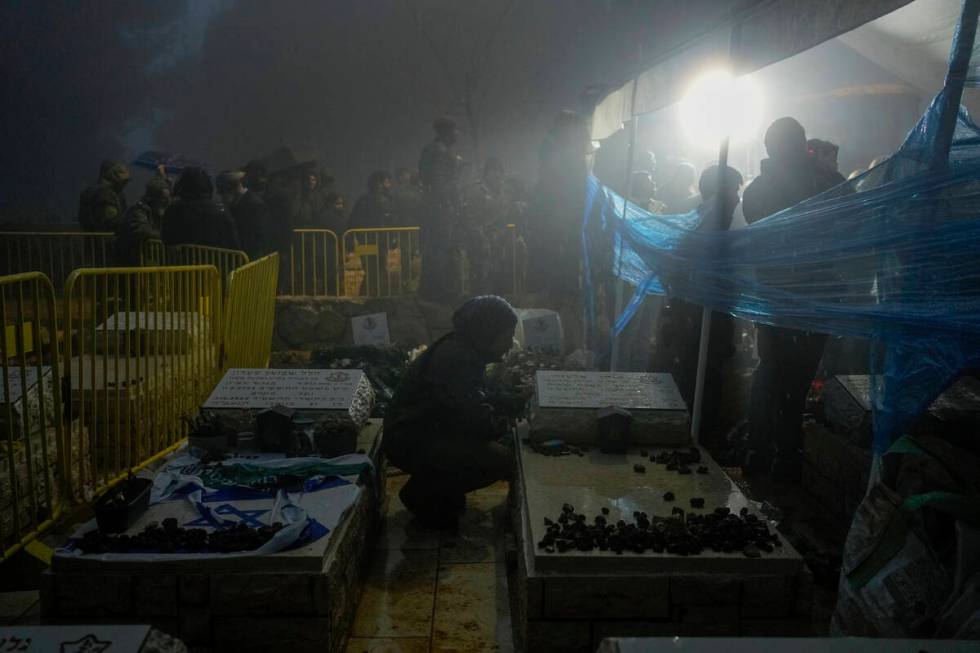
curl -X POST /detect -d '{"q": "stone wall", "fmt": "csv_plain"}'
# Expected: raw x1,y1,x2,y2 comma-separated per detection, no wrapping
273,294,585,353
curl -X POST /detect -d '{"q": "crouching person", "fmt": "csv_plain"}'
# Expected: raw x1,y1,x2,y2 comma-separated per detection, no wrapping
383,295,517,529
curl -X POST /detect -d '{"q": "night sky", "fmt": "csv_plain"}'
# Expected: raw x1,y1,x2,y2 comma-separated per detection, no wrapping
0,0,735,222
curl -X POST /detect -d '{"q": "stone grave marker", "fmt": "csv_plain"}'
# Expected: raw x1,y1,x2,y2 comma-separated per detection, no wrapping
203,368,374,428
529,371,689,445
94,311,207,355
516,309,563,353
351,312,390,346
824,374,980,448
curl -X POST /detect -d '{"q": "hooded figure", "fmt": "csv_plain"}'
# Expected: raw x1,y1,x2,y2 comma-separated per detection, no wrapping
162,167,240,250
383,295,518,529
78,160,130,231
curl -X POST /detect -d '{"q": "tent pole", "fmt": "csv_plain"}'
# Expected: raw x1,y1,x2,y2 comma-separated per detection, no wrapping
690,22,742,443
610,77,640,371
932,0,980,166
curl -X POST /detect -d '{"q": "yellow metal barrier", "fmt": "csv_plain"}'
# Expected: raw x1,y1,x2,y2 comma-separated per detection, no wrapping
288,229,341,296
63,265,222,501
1,272,65,561
342,227,422,297
140,238,167,267
223,253,279,369
171,244,249,288
0,232,114,291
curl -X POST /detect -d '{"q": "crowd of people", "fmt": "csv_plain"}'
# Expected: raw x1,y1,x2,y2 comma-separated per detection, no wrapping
76,118,529,298
77,108,867,485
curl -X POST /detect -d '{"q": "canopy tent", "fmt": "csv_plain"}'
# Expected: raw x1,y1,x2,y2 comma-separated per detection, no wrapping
588,0,978,141
583,0,980,458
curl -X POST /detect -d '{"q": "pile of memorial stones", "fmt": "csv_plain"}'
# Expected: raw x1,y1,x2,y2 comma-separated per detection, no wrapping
537,502,781,558
76,517,284,554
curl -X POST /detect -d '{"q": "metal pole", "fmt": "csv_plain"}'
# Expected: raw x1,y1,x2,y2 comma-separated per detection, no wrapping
690,22,742,442
932,0,980,167
610,78,640,371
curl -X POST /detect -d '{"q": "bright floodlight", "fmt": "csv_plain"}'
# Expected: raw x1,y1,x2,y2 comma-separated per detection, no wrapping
678,69,763,150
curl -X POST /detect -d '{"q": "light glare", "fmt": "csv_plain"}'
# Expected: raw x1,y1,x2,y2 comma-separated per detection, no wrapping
678,69,764,150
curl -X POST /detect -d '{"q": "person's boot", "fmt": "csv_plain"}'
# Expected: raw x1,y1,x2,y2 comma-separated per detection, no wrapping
399,478,458,531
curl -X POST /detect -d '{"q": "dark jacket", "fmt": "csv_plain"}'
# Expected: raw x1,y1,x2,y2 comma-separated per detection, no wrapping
348,190,395,229
79,181,127,232
228,190,271,259
163,167,240,250
115,200,161,265
383,334,500,461
742,157,844,224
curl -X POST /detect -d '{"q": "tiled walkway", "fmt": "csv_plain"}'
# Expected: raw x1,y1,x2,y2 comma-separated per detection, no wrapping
347,473,515,653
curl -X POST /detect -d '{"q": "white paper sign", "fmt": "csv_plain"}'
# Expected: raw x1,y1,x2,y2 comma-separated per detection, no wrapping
0,625,151,653
523,313,562,352
203,368,364,410
536,371,686,410
351,313,390,346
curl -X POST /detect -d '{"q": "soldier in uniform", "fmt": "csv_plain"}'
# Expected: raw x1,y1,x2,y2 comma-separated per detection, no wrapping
418,117,463,301
78,160,130,232
383,295,517,529
114,175,171,266
162,167,240,250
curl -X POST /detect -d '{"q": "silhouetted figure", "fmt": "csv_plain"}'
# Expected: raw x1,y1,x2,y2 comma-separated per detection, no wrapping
349,170,396,229
419,118,463,301
652,165,742,440
162,167,239,250
384,296,517,530
79,160,130,232
658,161,701,214
528,110,591,297
461,158,507,294
807,138,840,175
392,167,423,228
216,170,271,259
741,117,845,481
318,192,347,233
115,175,171,265
295,171,332,228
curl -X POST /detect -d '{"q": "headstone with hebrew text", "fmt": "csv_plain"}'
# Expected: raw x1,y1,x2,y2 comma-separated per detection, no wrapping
529,371,689,445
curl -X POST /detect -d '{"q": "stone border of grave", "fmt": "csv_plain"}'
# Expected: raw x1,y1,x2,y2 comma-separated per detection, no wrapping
40,421,386,653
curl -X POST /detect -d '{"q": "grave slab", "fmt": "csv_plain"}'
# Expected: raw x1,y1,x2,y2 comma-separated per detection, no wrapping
517,439,801,576
528,371,689,445
42,420,386,653
203,367,374,429
597,637,980,653
94,311,210,355
509,427,809,651
824,374,980,447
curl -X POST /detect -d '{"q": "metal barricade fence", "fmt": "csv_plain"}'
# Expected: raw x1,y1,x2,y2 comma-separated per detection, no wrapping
1,272,65,561
140,238,167,267
62,265,222,501
171,244,249,289
223,253,279,369
287,229,341,296
0,232,114,292
342,227,422,297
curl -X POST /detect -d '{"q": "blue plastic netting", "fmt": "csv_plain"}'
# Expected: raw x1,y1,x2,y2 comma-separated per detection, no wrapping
583,85,980,455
